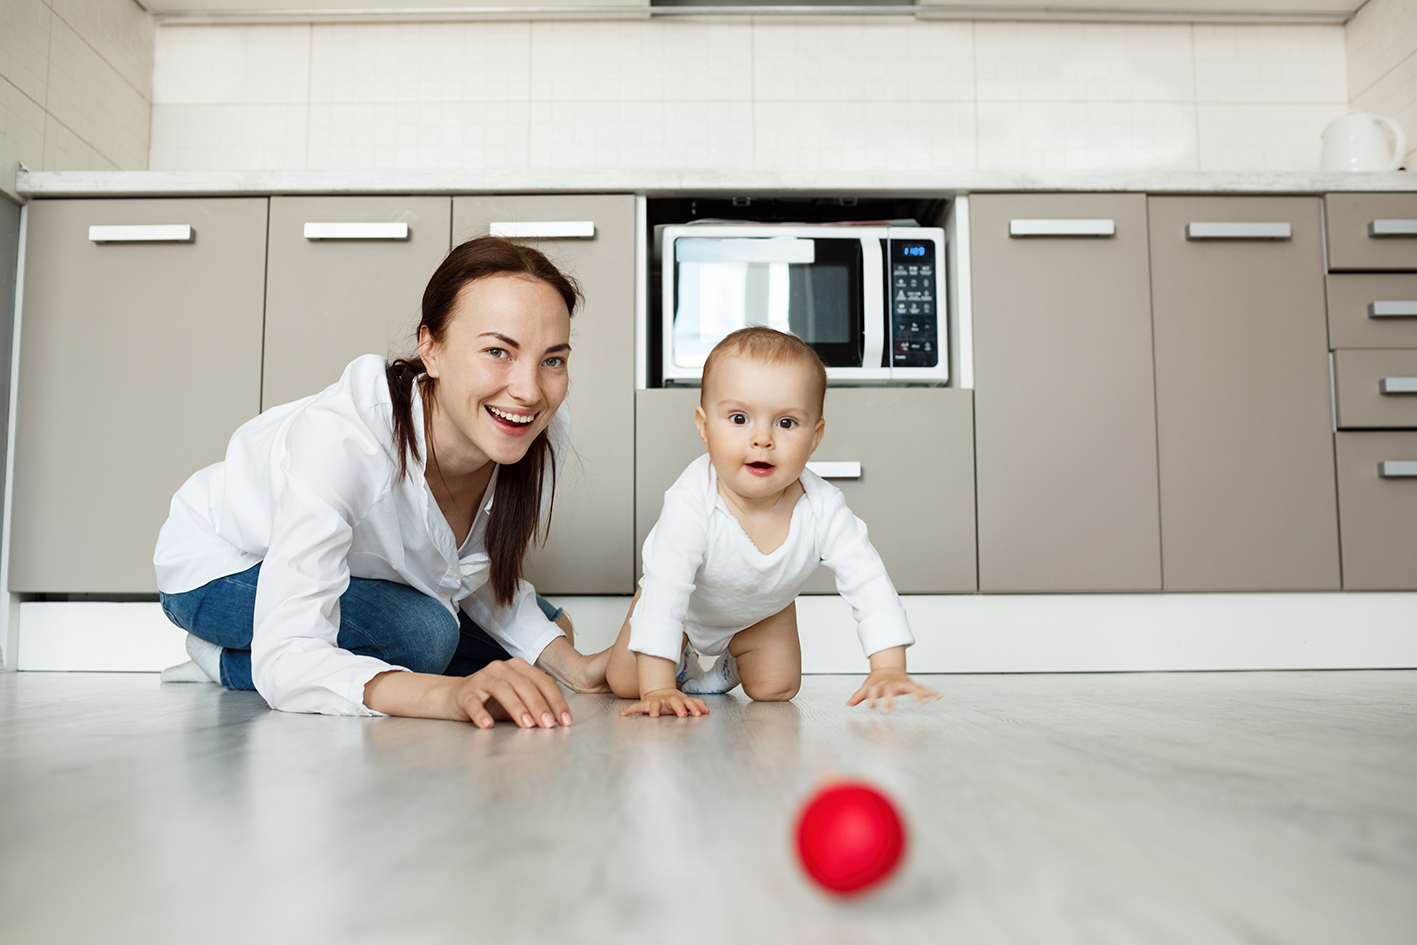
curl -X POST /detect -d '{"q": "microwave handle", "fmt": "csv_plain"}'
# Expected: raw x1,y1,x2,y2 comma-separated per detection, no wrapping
861,238,885,369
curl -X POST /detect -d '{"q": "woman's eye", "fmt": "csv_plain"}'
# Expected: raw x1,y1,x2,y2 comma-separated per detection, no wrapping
729,413,747,425
543,356,565,368
486,347,507,359
778,418,798,429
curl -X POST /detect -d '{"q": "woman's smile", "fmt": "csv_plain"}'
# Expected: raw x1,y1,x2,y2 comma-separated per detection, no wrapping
486,404,539,435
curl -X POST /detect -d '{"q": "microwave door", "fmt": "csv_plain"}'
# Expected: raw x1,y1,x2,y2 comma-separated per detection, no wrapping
860,236,885,372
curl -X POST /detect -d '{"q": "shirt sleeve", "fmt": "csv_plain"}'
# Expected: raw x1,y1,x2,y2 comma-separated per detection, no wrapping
629,482,710,662
814,484,915,658
459,578,564,664
250,405,404,717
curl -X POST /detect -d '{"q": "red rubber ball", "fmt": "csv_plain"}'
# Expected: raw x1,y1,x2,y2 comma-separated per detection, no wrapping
794,782,906,895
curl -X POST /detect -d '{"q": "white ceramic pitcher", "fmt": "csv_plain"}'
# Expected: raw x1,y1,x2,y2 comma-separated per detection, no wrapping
1320,111,1408,171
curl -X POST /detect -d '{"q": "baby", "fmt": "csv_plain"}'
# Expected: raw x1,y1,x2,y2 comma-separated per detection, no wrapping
608,326,940,718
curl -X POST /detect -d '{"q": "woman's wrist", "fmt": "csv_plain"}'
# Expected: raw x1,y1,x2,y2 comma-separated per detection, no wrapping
363,670,465,720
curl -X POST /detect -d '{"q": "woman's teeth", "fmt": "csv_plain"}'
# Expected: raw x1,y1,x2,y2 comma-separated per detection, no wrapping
488,406,535,425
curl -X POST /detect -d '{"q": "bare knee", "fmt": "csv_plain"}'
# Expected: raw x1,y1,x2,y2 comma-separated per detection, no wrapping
742,677,800,702
607,652,640,699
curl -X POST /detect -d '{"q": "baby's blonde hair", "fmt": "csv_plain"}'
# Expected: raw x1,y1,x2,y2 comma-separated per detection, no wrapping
701,327,828,416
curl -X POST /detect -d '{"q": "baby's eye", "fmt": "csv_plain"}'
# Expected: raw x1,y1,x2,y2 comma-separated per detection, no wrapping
729,413,747,425
777,417,798,429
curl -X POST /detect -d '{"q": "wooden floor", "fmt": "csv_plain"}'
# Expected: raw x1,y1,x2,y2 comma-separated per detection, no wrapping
0,671,1413,945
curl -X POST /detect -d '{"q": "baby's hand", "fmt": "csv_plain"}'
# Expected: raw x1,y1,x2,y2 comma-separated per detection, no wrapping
619,688,710,719
847,669,940,712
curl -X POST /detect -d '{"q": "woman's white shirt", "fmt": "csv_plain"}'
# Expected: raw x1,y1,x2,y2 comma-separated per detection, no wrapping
153,354,569,717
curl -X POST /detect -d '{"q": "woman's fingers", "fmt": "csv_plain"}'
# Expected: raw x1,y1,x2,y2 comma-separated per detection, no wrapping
458,659,570,728
509,658,574,725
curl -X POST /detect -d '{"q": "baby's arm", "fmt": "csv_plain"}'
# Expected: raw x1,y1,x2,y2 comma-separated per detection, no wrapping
618,651,709,718
847,645,940,711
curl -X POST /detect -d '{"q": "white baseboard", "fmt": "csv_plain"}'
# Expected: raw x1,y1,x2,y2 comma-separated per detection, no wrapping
16,593,1417,674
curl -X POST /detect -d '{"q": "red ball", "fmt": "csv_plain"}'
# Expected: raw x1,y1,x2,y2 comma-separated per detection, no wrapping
794,781,906,895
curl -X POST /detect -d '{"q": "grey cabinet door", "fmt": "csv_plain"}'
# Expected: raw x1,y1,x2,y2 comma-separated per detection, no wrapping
635,388,977,595
1326,273,1417,349
1324,194,1417,272
1149,196,1340,591
262,196,452,410
1335,431,1417,590
12,198,268,593
1333,349,1417,429
970,194,1162,592
454,195,637,594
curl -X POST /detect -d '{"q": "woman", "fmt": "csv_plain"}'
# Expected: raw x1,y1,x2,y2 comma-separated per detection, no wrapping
155,237,609,727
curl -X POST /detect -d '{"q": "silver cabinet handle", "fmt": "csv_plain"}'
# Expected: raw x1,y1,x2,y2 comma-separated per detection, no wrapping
304,222,409,240
1009,219,1115,237
489,221,595,240
1370,301,1417,318
1379,377,1417,394
806,461,861,479
1369,219,1417,237
1379,461,1417,477
89,224,193,243
1186,222,1292,240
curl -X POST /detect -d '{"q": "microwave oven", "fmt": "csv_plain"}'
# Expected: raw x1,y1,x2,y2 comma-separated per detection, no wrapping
657,224,948,386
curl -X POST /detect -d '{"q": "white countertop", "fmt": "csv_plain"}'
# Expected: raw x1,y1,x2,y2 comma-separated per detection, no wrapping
14,168,1417,198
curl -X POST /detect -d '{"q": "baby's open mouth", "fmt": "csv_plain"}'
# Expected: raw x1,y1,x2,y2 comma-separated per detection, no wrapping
487,405,536,426
746,461,774,472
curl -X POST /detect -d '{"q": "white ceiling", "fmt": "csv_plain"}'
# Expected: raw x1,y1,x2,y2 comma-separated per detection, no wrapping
145,0,1365,23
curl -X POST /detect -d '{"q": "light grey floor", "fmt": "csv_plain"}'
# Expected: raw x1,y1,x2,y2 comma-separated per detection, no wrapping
0,671,1413,945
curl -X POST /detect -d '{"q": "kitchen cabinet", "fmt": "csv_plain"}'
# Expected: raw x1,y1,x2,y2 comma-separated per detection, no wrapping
12,198,268,593
454,195,637,594
1323,194,1417,272
1333,349,1417,429
970,193,1162,592
1334,432,1417,590
1325,273,1417,349
634,387,978,595
1148,196,1339,591
261,196,452,409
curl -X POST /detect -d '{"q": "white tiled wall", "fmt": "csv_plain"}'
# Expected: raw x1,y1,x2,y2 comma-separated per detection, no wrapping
1346,0,1417,169
151,17,1353,174
0,0,154,199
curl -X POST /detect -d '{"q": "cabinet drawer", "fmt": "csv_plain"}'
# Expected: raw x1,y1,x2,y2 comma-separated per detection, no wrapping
1334,349,1417,429
1324,194,1417,272
1336,431,1417,590
1326,273,1417,348
634,387,978,595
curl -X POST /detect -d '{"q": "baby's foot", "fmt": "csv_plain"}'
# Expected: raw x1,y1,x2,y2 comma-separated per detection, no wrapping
675,641,705,686
681,653,739,695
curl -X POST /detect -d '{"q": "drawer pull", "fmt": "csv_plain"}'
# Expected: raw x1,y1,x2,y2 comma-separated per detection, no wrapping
1186,222,1292,240
1368,219,1417,237
1379,377,1417,394
1379,460,1417,477
304,222,409,240
489,221,595,240
1009,219,1115,237
89,224,193,243
1370,301,1417,318
806,461,861,480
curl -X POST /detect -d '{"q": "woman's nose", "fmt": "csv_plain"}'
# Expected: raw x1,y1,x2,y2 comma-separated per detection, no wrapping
506,358,542,404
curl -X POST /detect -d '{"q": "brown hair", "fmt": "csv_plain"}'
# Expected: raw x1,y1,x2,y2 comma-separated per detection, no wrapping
386,236,581,607
700,327,828,416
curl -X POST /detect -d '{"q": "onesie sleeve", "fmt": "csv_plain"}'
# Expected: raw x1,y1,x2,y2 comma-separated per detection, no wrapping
250,403,404,717
814,483,914,657
629,479,711,663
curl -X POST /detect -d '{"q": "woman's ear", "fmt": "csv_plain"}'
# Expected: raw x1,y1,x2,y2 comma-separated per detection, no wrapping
418,325,440,379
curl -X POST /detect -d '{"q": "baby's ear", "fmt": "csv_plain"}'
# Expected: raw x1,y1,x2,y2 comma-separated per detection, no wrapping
810,416,826,453
694,405,709,449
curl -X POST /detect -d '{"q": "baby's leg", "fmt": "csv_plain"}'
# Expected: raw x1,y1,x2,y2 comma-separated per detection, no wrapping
606,589,643,698
728,602,802,702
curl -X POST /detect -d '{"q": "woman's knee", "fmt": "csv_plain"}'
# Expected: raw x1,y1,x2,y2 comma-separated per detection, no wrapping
342,587,459,674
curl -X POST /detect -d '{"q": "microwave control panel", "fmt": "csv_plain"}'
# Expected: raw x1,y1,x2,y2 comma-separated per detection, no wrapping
888,239,939,368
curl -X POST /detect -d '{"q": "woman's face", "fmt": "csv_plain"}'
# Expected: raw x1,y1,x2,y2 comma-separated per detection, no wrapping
419,273,572,470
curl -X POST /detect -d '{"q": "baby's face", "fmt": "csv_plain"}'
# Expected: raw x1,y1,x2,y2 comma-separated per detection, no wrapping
696,355,825,504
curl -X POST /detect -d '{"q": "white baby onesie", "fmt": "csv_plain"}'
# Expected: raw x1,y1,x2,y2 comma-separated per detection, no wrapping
630,453,914,663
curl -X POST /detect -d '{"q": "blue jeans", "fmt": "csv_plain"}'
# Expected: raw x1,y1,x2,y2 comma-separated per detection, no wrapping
159,562,563,690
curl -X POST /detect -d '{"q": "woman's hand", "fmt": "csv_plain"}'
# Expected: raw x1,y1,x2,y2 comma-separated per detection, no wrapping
535,636,612,693
619,688,709,719
846,668,940,712
364,658,573,728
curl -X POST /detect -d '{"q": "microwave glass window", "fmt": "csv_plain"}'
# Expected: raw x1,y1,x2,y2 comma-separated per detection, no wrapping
672,237,863,368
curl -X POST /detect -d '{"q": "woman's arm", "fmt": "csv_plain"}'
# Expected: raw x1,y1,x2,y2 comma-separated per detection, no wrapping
363,659,573,728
